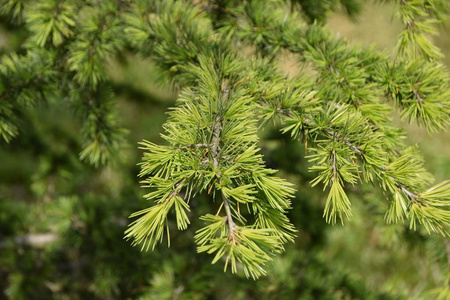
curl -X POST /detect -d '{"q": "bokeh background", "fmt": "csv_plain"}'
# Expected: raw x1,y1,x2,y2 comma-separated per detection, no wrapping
1,1,450,299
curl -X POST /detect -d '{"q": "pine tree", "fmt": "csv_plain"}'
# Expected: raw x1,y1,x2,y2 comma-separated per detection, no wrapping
1,0,450,298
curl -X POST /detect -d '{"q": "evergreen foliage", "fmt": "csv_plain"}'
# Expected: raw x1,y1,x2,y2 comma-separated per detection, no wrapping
1,0,450,298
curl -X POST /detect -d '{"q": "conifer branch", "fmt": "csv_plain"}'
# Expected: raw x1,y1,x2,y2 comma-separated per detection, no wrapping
396,0,445,58
210,80,237,239
1,0,450,283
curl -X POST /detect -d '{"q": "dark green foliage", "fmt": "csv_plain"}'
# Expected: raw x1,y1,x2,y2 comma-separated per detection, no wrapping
293,0,362,23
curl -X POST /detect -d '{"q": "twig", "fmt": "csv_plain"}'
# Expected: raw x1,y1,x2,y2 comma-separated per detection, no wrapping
385,174,420,203
325,129,364,155
222,191,237,242
211,114,222,170
396,181,419,202
331,149,338,180
176,143,212,151
413,89,425,103
209,80,237,241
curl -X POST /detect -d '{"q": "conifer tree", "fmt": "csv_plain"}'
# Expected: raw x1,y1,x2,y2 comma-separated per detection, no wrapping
1,0,450,297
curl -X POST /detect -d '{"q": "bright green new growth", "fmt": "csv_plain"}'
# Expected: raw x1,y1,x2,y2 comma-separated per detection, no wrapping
123,0,450,277
125,55,296,278
2,0,450,279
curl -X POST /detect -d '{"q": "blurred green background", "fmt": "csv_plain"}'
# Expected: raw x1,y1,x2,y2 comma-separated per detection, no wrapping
0,1,450,299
